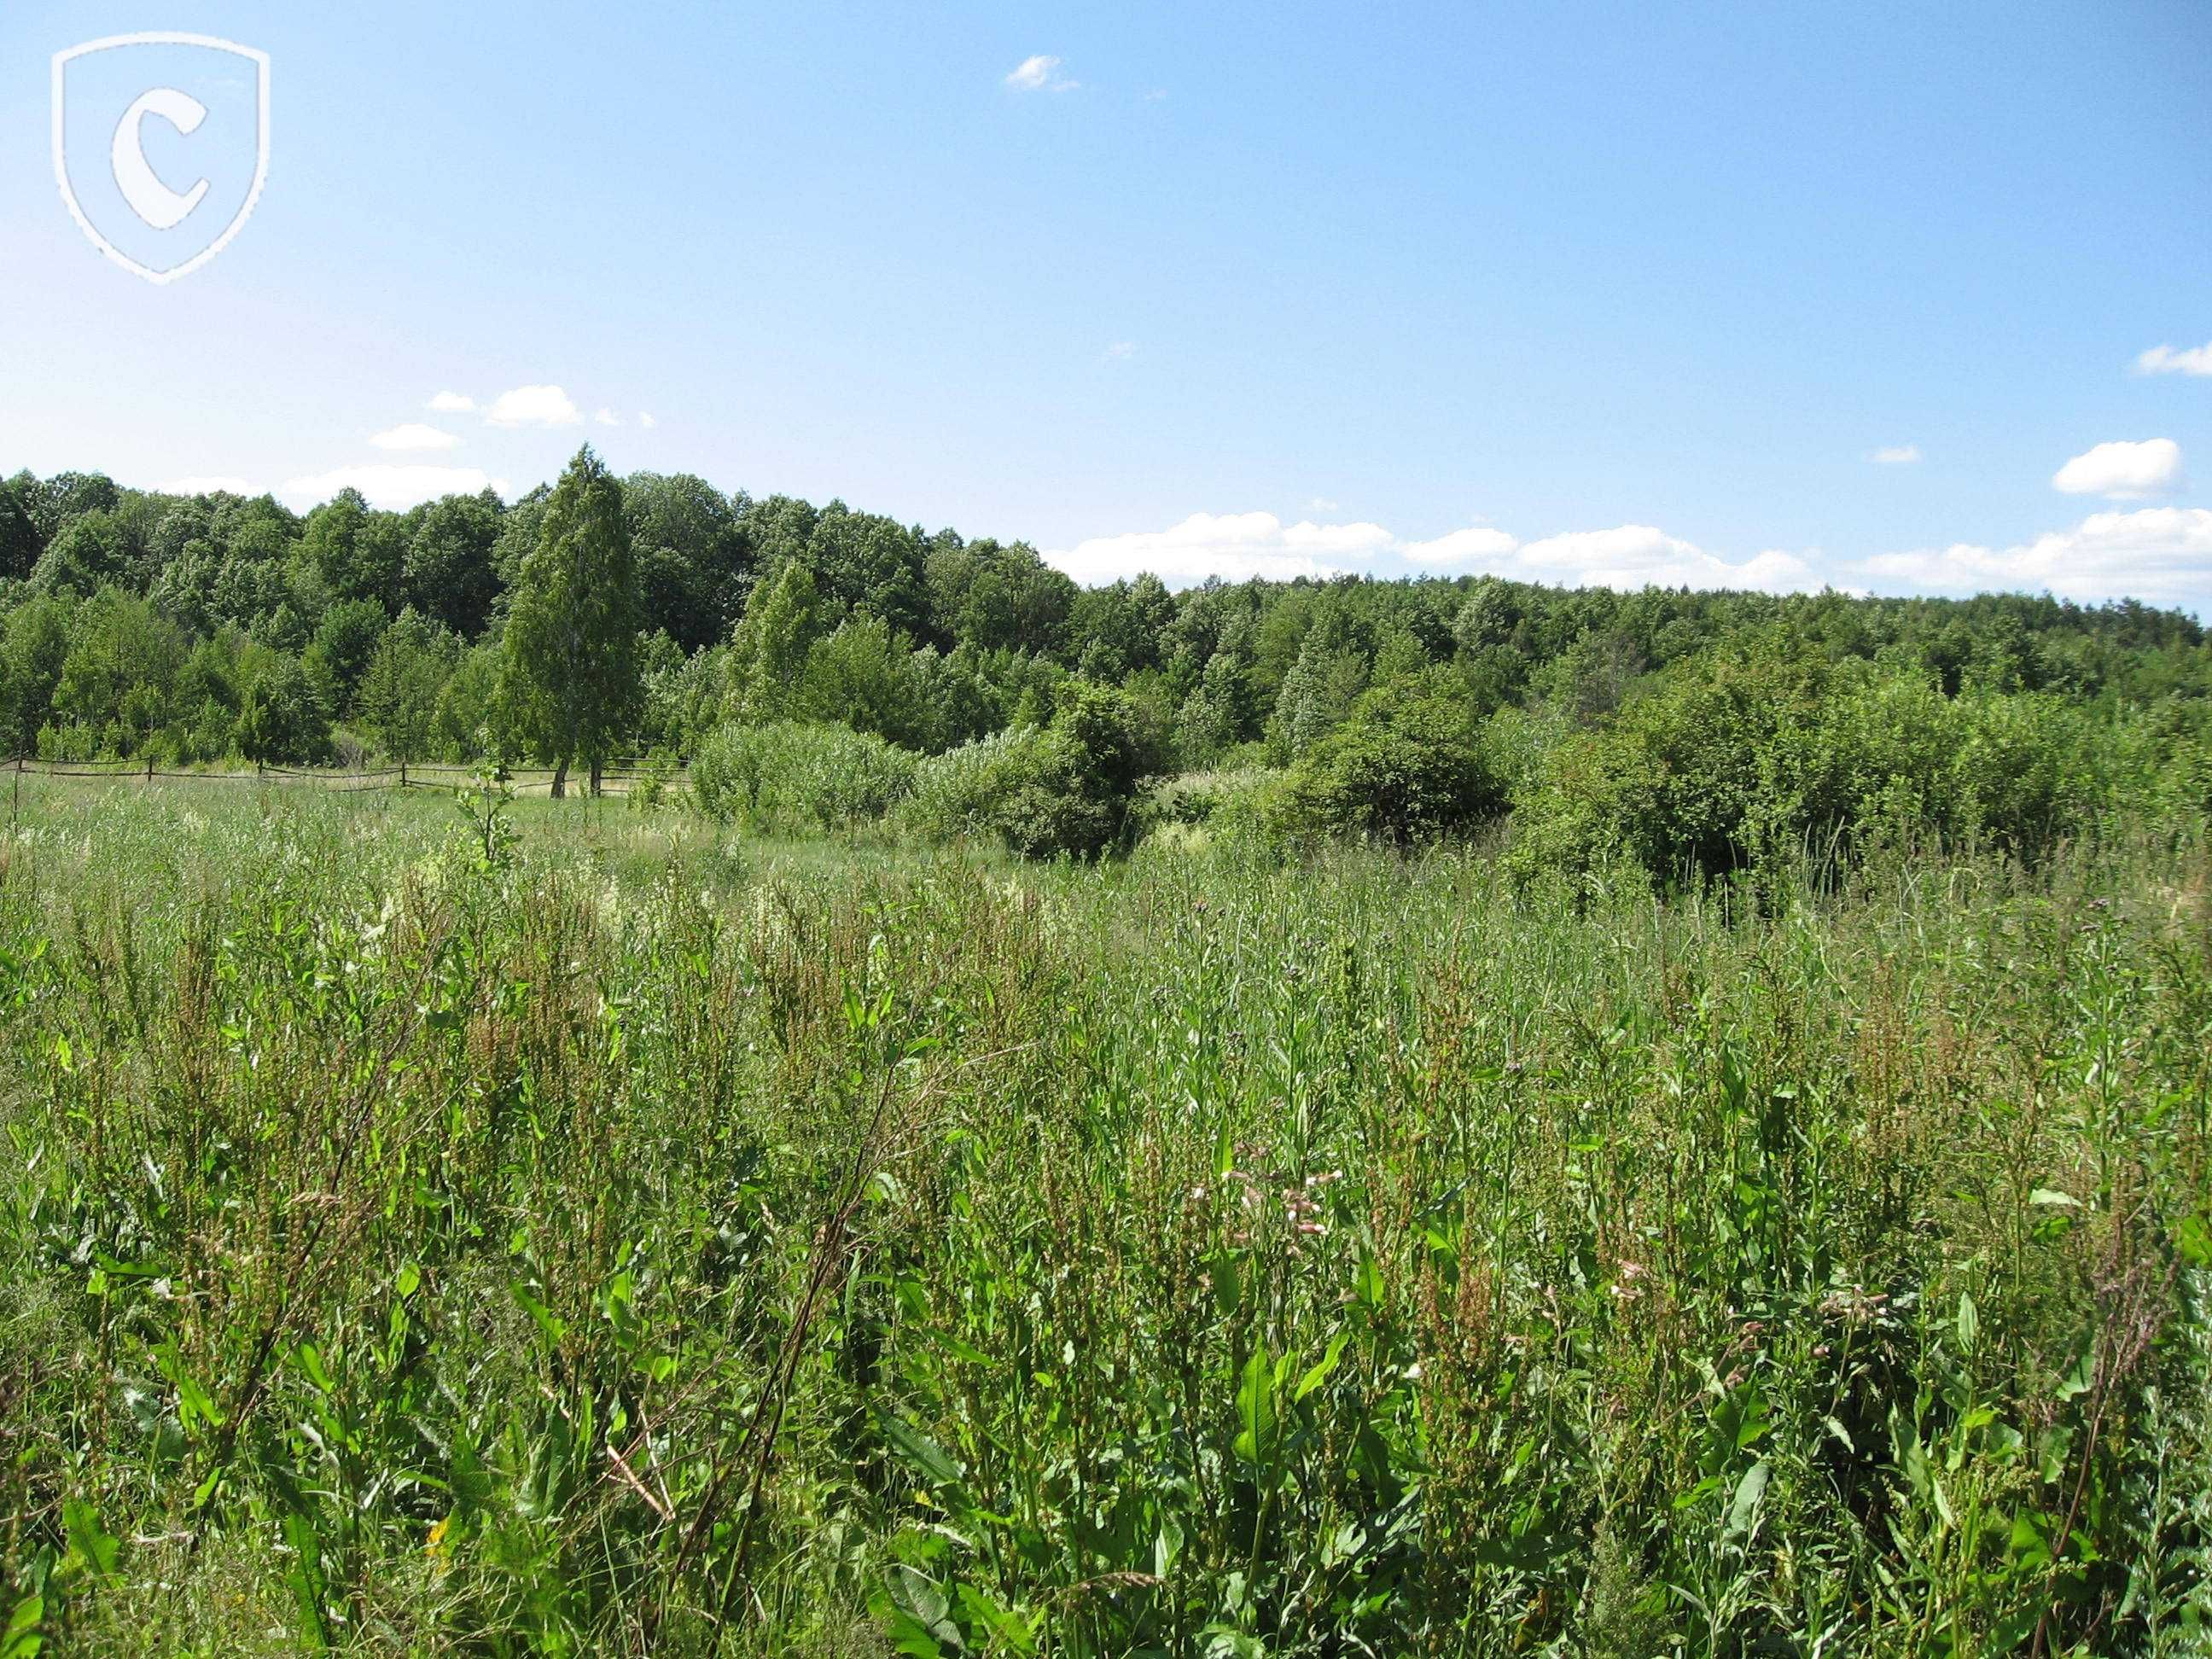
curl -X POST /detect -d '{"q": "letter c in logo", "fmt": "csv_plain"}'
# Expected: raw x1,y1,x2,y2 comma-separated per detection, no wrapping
112,86,208,230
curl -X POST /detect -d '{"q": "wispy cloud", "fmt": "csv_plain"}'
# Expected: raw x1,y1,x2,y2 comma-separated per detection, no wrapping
2052,438,2184,500
370,422,462,452
482,384,583,428
1004,54,1077,92
595,408,623,428
637,410,657,429
1049,511,1395,585
1496,525,1819,593
1871,444,1922,464
1045,510,1823,594
2134,342,2212,377
280,464,510,511
1103,341,1136,363
1861,508,2212,608
426,390,475,413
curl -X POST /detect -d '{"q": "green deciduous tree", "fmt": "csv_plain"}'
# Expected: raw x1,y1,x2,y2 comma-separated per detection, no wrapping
404,491,504,637
0,596,73,755
725,559,821,725
30,513,130,596
237,656,333,765
357,609,459,763
306,597,389,715
0,474,43,581
624,471,752,650
299,488,406,611
498,447,642,796
49,590,187,756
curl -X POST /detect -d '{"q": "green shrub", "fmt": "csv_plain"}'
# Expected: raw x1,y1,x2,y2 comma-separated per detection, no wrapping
988,682,1159,859
1504,643,2139,885
690,719,917,832
1271,672,1506,845
1145,765,1278,830
894,726,1034,842
626,746,684,813
895,684,1161,859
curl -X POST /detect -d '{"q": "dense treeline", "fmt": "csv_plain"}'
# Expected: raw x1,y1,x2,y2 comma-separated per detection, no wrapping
4,452,2209,872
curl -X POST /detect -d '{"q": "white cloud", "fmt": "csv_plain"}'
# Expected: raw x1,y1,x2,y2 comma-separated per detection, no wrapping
638,410,657,428
159,474,257,496
2135,342,2212,377
370,422,462,452
1871,445,1922,464
426,390,475,413
595,408,623,428
2052,437,2184,500
1049,510,1396,585
1306,496,1341,513
1400,527,1520,566
1861,508,2212,608
1004,54,1076,91
1142,88,1168,102
280,464,510,511
1048,511,1823,593
1504,525,1821,593
1103,341,1136,361
482,384,583,428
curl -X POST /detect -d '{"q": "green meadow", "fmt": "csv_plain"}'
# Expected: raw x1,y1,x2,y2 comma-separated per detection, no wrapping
2,779,2206,1655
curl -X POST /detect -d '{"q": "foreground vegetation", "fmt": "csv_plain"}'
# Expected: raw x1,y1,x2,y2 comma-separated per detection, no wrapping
2,780,2207,1654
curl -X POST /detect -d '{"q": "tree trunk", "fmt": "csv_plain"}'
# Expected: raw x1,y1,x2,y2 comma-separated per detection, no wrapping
589,755,603,798
550,754,568,799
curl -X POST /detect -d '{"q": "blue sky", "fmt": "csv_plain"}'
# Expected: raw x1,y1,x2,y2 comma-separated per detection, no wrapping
3,1,2209,609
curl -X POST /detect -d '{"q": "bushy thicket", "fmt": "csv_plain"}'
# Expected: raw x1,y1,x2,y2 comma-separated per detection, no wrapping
690,719,918,834
1499,637,2209,883
895,726,1038,843
1268,671,1509,845
698,684,1163,859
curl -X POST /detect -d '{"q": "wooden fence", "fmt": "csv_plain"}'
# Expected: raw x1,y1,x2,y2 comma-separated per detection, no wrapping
6,755,684,798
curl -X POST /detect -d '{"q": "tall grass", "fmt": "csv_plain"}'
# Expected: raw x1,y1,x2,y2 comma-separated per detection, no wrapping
1,781,2207,1655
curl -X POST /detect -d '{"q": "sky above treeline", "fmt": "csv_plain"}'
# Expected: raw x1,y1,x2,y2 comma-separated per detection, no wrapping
3,1,2209,611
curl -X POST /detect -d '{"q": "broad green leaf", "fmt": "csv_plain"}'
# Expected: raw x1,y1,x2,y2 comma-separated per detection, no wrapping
2177,1213,2211,1266
1234,1348,1278,1467
63,1498,119,1579
1295,1331,1350,1403
510,1282,566,1346
2,1594,44,1659
1725,1460,1770,1537
876,1408,963,1489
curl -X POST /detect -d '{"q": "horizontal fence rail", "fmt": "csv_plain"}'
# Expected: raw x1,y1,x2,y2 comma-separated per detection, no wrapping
6,755,687,797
